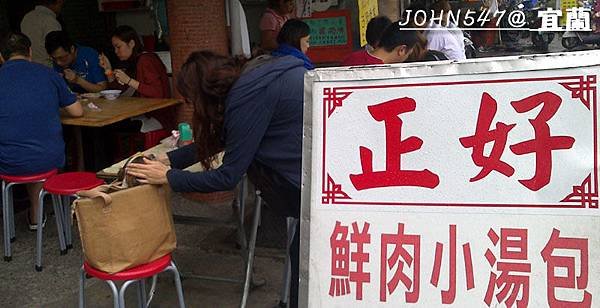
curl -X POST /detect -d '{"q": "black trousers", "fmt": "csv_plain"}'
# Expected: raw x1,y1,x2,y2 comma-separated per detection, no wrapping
247,162,300,308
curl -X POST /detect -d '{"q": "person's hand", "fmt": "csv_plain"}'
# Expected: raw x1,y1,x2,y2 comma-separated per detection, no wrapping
126,158,171,185
64,69,79,83
114,69,132,86
98,53,112,72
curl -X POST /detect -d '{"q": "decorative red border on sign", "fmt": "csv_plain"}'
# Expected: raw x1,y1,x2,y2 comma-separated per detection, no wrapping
321,174,351,204
320,76,598,208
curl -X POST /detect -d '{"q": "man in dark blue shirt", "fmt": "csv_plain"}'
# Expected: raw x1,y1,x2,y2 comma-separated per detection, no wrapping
0,32,83,229
45,30,107,93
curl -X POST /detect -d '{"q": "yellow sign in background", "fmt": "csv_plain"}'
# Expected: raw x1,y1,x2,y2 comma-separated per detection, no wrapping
560,0,578,25
358,0,379,47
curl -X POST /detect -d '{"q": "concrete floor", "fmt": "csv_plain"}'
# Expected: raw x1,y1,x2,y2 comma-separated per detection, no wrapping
0,193,288,308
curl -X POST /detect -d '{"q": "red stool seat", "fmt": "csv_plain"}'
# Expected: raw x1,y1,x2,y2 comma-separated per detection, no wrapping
84,254,172,281
43,172,104,195
0,169,58,183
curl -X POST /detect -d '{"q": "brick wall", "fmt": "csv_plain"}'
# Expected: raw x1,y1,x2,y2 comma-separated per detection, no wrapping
167,0,229,125
168,0,231,204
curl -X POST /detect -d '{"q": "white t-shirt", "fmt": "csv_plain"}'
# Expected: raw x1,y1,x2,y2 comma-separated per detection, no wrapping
426,21,466,61
20,6,62,66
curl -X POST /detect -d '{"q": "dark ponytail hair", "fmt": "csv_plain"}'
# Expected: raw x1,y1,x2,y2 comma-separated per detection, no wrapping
176,51,242,170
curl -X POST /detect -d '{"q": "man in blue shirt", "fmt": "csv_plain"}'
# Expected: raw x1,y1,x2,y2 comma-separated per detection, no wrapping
0,32,83,229
45,30,107,93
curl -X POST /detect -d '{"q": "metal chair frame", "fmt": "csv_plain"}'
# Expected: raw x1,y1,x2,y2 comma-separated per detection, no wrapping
2,178,64,263
34,190,77,271
176,176,263,308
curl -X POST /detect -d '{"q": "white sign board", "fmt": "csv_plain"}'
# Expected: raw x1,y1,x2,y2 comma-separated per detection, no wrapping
300,51,600,307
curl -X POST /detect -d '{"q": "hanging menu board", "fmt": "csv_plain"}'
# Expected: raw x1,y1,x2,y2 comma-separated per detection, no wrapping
303,10,353,64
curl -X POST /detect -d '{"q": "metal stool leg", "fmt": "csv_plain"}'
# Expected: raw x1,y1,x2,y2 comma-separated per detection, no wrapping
235,178,248,260
137,279,147,308
240,191,262,308
62,195,73,249
35,190,46,271
79,266,86,308
2,181,12,261
119,280,137,308
6,184,15,240
279,217,298,307
51,194,67,254
104,280,120,308
165,262,186,308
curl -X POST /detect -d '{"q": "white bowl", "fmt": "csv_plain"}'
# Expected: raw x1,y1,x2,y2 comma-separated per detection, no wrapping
101,90,122,100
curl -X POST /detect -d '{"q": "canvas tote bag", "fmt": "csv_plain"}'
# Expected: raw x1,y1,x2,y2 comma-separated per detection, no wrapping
73,154,176,273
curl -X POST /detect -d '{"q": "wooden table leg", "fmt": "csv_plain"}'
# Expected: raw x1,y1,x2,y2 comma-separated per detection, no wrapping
73,126,85,171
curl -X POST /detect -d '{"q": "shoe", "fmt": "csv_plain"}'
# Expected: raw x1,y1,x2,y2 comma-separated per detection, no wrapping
27,213,47,231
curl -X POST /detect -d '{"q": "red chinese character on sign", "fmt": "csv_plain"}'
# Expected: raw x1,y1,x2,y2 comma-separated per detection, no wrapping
484,228,531,308
509,92,575,191
329,221,350,297
328,221,372,300
541,228,591,307
350,97,440,191
461,91,575,191
430,225,475,304
459,93,516,182
380,223,420,303
350,222,371,300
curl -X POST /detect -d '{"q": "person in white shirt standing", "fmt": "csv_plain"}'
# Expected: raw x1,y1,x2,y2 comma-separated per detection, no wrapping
20,0,64,66
425,0,466,61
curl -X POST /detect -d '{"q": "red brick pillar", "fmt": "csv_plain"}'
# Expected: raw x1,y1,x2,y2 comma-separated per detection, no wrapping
167,0,234,204
168,0,229,124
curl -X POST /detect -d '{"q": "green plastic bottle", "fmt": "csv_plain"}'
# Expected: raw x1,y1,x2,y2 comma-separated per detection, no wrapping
178,122,193,147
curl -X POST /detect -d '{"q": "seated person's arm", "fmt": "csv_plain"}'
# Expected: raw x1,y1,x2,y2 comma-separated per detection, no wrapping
62,101,84,117
114,55,167,98
75,79,107,93
73,52,108,93
52,70,84,117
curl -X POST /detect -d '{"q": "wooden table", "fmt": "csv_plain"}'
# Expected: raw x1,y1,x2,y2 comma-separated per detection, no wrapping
61,97,182,170
61,97,181,127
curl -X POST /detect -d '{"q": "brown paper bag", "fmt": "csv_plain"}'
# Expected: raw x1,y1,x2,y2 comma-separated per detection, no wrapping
73,183,176,273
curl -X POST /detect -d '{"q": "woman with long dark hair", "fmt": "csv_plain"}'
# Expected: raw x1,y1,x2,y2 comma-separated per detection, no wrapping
99,25,172,127
126,51,307,307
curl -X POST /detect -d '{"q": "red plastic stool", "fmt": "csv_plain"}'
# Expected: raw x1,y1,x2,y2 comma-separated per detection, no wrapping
79,254,185,308
35,172,104,271
1,169,57,262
